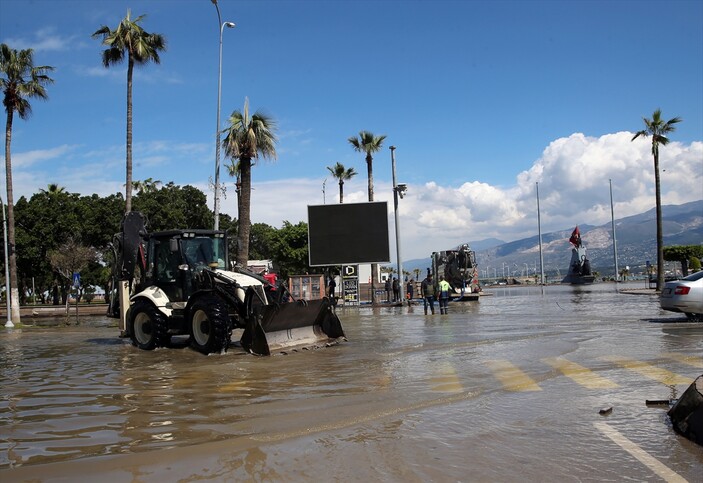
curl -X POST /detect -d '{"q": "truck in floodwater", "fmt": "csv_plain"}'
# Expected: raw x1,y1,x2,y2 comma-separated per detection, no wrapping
430,244,481,301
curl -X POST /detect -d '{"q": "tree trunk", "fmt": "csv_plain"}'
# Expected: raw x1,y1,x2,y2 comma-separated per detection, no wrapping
339,180,343,203
125,56,134,213
654,149,664,291
5,109,21,324
366,153,378,305
236,158,252,268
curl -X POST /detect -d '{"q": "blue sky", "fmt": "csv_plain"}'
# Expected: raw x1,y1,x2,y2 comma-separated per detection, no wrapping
1,0,702,261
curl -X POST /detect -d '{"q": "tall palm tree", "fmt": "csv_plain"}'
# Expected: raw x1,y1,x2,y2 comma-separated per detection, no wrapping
632,108,682,291
1,43,54,324
348,130,386,305
326,162,357,203
92,10,166,214
348,131,386,202
222,98,277,267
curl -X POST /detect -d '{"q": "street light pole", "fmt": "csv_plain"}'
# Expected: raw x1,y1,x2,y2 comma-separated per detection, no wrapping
610,179,619,282
536,182,545,285
212,0,235,231
390,146,406,305
1,195,12,328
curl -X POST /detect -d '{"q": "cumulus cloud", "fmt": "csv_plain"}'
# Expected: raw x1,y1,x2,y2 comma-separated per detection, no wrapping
101,133,703,259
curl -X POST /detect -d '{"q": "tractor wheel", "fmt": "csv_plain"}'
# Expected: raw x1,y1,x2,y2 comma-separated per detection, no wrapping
189,294,230,354
129,300,170,350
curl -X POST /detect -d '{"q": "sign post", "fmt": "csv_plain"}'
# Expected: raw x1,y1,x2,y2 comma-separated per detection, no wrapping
342,265,359,306
73,272,80,323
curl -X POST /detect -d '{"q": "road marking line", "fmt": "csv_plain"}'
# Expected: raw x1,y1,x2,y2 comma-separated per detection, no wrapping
663,352,703,368
485,359,541,391
594,422,688,483
430,364,463,393
542,357,618,389
601,356,692,386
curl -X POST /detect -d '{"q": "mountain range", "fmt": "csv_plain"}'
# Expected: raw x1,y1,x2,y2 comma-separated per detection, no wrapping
400,200,703,280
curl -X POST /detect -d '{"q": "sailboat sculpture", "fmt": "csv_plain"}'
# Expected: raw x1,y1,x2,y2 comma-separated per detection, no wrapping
562,226,596,284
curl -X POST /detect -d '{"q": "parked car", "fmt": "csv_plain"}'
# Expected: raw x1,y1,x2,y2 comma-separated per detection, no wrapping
659,270,703,321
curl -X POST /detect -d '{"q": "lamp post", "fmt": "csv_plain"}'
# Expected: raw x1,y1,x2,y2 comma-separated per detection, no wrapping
536,182,545,285
1,195,12,328
212,0,235,231
610,179,619,282
390,146,407,304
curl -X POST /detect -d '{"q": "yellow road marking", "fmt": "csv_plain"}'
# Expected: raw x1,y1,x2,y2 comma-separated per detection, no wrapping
542,357,618,389
662,352,703,368
485,359,541,392
594,422,688,483
430,364,463,393
601,356,691,386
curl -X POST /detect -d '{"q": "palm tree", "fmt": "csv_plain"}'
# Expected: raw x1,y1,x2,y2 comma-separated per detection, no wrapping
1,43,54,324
132,177,162,194
326,162,357,203
39,183,66,195
348,130,386,305
632,109,682,291
348,131,387,202
92,10,166,214
222,98,277,267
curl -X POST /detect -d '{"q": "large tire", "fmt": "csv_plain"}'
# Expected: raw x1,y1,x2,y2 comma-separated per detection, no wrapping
129,300,170,350
189,294,231,354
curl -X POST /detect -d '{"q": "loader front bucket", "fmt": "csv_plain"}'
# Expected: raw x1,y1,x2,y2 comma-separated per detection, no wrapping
241,297,346,356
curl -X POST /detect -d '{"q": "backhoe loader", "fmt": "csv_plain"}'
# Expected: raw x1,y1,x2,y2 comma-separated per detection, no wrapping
106,212,345,355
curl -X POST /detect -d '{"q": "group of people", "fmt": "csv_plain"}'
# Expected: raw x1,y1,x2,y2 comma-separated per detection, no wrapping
384,277,403,303
421,274,451,315
327,272,453,314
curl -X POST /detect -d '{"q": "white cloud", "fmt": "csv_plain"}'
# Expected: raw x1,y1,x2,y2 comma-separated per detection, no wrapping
119,133,703,260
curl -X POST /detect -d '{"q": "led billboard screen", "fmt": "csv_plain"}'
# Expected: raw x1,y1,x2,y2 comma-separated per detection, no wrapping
308,202,390,266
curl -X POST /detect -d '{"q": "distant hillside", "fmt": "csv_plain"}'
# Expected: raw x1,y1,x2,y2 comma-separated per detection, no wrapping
475,200,702,279
397,200,702,280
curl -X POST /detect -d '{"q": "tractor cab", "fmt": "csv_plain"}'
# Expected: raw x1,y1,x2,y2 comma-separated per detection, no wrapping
142,230,227,302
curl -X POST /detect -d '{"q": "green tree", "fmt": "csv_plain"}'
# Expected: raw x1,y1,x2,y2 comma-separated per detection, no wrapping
222,97,277,268
249,223,277,261
93,11,166,214
632,109,682,291
271,221,309,279
1,43,54,321
14,189,82,304
326,162,357,203
132,182,212,231
48,238,98,313
664,245,703,277
348,130,386,304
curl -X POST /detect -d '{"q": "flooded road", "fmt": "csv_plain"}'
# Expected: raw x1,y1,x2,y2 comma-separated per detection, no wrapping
2,282,702,481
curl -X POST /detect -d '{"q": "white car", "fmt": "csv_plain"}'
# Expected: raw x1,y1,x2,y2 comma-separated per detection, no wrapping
659,270,703,321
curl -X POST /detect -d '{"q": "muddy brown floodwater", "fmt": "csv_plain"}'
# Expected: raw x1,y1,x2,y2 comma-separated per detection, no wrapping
1,282,702,482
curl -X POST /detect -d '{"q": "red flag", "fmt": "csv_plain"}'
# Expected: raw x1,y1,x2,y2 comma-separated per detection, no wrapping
569,226,581,247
